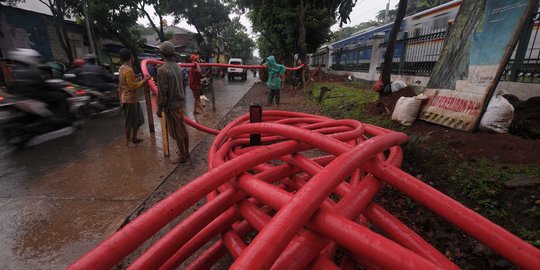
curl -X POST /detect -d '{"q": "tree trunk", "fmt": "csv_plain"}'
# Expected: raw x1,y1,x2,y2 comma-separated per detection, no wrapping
260,31,278,50
141,5,166,42
427,0,486,89
158,10,165,42
381,0,407,98
48,0,73,62
297,0,308,62
215,46,221,63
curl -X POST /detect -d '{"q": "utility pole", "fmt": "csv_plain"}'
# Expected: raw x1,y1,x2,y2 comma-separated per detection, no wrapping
82,0,96,59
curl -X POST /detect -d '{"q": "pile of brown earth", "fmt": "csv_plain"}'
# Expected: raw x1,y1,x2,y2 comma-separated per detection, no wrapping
504,95,540,140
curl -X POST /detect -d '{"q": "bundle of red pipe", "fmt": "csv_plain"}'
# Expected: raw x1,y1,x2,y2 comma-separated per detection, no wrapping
68,61,540,270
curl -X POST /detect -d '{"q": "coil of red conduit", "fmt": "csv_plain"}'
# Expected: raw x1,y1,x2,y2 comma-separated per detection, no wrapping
69,60,540,269
68,108,540,269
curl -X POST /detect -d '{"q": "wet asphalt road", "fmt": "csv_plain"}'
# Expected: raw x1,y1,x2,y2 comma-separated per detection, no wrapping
0,76,257,269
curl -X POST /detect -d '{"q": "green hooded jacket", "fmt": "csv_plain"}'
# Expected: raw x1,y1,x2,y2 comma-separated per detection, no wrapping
265,55,286,90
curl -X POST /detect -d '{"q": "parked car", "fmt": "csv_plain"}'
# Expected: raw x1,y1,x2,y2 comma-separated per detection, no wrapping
227,58,247,81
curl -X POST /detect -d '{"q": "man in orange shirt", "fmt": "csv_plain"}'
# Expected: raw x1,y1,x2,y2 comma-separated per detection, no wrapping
188,54,207,116
118,48,151,148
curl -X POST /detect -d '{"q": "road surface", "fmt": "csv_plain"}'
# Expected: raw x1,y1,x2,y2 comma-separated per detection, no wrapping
0,76,257,269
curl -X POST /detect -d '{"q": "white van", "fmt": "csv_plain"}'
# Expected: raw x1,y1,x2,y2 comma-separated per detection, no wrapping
227,58,247,81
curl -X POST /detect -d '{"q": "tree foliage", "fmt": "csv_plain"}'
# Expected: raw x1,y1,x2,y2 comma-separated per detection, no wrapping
233,0,356,63
88,0,145,60
138,0,171,42
221,18,256,63
376,9,398,24
6,0,253,64
166,0,231,57
331,21,380,42
0,0,23,6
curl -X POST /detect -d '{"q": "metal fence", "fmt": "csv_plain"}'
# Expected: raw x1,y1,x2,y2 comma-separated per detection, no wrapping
379,28,448,76
311,51,328,67
501,12,540,83
324,11,540,85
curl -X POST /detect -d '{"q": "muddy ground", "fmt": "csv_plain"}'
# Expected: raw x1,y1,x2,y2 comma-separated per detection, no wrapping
116,81,539,269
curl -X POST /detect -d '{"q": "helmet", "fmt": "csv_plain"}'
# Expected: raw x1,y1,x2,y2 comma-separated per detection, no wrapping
73,58,86,67
8,48,42,66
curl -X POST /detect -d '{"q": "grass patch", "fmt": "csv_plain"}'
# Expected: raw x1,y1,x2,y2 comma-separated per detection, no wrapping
450,159,540,215
309,82,393,127
308,81,540,243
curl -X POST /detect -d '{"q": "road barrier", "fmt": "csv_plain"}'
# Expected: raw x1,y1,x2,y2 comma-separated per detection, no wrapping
69,104,540,269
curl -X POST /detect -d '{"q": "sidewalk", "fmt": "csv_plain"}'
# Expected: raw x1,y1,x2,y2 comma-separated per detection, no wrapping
0,77,255,269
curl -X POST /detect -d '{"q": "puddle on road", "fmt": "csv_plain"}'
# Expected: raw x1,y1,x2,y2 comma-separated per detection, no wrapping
0,198,135,269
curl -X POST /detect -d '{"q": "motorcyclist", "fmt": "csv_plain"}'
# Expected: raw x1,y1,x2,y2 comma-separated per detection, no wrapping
78,54,117,92
8,48,70,123
65,58,86,84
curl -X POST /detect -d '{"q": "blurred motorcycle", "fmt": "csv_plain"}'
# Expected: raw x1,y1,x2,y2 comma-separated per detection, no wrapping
63,73,119,117
0,79,90,147
63,54,120,116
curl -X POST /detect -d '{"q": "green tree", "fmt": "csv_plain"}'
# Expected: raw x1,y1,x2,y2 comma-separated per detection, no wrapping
132,24,157,37
138,0,171,42
376,9,398,23
168,0,232,58
88,0,145,65
234,0,356,62
222,18,255,63
0,0,23,6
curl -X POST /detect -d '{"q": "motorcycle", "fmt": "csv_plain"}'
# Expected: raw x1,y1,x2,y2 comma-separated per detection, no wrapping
63,73,120,117
0,79,90,147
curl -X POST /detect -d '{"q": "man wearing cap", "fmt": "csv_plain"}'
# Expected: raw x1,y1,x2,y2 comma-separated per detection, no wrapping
156,41,190,163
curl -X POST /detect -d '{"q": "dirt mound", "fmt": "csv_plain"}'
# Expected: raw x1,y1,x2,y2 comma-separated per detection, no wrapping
367,91,540,164
365,102,390,115
509,96,540,140
364,86,417,115
407,121,540,164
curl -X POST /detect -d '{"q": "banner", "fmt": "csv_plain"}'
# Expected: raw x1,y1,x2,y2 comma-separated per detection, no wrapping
420,0,535,131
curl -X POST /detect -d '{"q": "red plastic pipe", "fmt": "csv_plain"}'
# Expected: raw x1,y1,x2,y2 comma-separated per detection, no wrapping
69,107,540,270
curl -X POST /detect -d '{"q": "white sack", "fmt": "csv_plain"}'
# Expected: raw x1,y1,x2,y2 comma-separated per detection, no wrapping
479,95,514,133
391,96,423,126
391,80,408,92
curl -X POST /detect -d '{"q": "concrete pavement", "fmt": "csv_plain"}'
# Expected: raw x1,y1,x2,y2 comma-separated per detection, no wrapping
0,76,256,269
